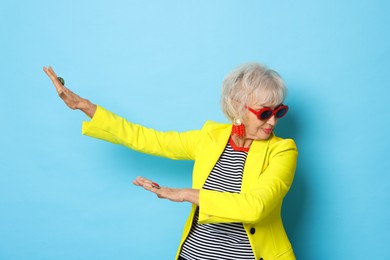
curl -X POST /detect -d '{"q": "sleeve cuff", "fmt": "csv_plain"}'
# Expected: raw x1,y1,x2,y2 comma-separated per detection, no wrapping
81,105,106,135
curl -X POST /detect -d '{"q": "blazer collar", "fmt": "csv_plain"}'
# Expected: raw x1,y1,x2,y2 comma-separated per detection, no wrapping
194,124,272,190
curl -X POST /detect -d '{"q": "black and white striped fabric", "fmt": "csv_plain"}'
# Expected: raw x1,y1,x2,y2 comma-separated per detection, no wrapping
179,141,255,260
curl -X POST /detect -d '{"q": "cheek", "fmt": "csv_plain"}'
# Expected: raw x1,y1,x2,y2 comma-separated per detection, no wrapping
245,119,265,132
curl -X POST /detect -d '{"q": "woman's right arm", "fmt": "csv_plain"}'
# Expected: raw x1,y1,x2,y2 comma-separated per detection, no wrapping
43,66,97,118
82,106,201,160
44,66,201,160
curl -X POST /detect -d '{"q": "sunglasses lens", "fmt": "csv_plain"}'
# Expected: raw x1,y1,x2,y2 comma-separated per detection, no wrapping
275,107,288,118
259,110,273,120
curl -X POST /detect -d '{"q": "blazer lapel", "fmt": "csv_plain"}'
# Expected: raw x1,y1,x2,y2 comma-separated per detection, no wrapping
241,136,272,192
192,124,232,189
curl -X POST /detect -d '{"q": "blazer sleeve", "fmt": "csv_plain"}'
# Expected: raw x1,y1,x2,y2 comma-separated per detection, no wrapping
198,138,298,224
81,105,201,160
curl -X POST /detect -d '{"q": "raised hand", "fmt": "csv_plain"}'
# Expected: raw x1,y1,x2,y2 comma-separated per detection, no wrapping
43,66,97,117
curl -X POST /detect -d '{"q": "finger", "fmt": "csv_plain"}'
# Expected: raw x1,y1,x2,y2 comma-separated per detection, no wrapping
45,67,64,89
47,67,63,87
142,182,154,192
132,178,144,186
133,176,151,187
43,66,57,81
43,66,65,94
43,66,56,82
48,66,59,78
133,176,164,196
142,181,161,192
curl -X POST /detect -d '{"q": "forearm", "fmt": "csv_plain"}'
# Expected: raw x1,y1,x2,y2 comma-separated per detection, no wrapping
182,188,200,205
79,99,97,118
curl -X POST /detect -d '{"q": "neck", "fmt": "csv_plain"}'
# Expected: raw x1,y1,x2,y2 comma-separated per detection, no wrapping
230,135,254,149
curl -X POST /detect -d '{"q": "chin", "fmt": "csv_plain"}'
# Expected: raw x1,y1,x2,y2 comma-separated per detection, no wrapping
257,133,271,140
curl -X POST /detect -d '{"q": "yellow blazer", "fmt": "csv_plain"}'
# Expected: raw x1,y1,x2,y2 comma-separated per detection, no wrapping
82,105,298,260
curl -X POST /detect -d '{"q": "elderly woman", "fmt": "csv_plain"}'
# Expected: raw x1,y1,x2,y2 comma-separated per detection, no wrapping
44,63,298,260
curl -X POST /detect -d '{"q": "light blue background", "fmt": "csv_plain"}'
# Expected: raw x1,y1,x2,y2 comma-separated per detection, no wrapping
1,0,389,259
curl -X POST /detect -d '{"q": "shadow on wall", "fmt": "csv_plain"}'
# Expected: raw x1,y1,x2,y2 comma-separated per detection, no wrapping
275,97,310,257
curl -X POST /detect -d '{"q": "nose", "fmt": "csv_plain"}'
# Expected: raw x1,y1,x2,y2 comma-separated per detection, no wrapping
266,115,277,126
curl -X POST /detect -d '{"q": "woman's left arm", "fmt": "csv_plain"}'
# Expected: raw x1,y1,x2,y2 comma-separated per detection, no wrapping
134,139,297,224
198,139,298,224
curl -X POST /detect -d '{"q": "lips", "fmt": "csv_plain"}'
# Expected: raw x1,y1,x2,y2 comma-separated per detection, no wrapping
263,128,273,134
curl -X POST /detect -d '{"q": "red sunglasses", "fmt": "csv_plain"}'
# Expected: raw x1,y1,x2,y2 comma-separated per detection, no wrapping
246,104,289,121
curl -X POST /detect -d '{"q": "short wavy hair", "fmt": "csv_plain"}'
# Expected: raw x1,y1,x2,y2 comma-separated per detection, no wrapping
221,62,287,122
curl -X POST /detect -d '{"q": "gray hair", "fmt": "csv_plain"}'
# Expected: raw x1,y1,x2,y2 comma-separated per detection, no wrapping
221,62,287,122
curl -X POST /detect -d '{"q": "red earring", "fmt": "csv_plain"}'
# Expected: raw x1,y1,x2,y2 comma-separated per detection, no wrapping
232,119,245,138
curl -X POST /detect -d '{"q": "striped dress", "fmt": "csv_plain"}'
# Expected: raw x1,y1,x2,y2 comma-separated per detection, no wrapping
179,139,255,260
